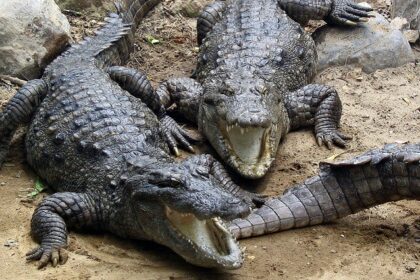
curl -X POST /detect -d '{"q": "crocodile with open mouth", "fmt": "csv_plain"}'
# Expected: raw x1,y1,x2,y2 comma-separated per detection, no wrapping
156,0,373,178
0,0,259,269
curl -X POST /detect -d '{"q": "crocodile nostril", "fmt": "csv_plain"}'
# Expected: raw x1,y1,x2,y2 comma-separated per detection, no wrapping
249,115,271,128
228,197,241,204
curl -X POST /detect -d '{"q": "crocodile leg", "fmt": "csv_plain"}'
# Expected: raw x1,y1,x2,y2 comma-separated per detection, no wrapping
284,84,351,149
210,158,267,207
156,77,203,124
197,1,226,45
182,154,266,207
229,144,420,239
107,66,195,155
27,192,103,268
0,79,47,165
277,0,373,25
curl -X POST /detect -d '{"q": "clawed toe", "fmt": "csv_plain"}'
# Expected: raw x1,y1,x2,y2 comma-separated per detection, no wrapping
160,115,198,156
317,131,351,149
26,246,68,269
329,0,373,26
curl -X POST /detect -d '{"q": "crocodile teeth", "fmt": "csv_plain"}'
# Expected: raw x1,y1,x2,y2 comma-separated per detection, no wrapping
225,125,266,164
165,206,240,263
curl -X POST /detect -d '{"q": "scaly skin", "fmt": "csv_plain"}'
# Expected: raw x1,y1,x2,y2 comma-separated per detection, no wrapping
157,0,373,178
229,143,420,238
0,0,260,270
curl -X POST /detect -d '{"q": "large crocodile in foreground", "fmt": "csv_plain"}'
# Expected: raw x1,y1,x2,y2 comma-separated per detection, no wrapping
156,0,373,178
0,0,260,269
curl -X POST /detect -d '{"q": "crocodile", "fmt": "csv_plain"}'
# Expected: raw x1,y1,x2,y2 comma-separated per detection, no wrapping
229,143,420,239
0,0,262,269
155,0,373,178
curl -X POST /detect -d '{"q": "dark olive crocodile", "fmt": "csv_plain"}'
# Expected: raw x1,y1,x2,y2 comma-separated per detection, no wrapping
0,0,263,270
156,0,373,178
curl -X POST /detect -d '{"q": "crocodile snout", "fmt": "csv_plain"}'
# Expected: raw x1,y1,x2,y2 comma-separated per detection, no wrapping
225,111,271,128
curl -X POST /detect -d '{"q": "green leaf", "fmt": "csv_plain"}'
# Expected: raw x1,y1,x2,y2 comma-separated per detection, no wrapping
145,35,160,45
34,178,45,193
26,178,46,198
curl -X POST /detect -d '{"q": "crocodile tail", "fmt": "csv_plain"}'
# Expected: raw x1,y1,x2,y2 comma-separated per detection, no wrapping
229,144,420,239
48,0,161,70
94,0,162,67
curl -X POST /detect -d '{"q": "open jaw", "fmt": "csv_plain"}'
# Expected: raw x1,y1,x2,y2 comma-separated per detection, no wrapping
219,122,275,178
165,206,243,269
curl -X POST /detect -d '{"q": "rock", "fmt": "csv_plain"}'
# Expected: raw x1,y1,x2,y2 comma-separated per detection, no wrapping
391,0,420,31
313,12,415,73
404,29,420,43
4,239,18,248
0,0,70,80
179,1,202,18
55,0,114,15
390,17,409,31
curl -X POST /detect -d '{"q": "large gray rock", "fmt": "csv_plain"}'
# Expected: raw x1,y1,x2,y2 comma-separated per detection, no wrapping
313,12,415,73
391,0,420,31
0,0,71,80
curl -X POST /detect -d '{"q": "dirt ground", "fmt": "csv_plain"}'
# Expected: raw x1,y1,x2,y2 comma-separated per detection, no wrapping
0,0,419,279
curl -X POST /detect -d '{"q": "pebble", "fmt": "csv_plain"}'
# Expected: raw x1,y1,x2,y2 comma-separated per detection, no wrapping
4,239,18,247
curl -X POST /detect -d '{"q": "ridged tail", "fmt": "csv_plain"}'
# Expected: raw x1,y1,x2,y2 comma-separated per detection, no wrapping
47,0,161,70
229,144,420,239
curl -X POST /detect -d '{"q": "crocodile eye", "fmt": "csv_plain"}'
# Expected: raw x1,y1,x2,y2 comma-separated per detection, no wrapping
149,171,184,188
196,166,209,177
168,177,183,188
255,84,267,95
223,89,235,96
204,94,226,106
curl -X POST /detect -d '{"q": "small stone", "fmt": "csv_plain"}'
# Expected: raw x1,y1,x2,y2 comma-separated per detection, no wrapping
15,171,22,178
390,17,409,31
342,85,350,93
403,30,419,43
391,0,420,32
405,266,416,273
4,239,18,247
358,2,372,9
0,182,5,186
247,255,256,261
330,249,337,254
179,1,201,18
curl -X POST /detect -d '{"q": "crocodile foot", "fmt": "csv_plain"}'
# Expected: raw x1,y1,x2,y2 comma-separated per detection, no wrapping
240,191,267,208
316,130,352,150
26,245,68,269
160,115,197,156
327,0,374,26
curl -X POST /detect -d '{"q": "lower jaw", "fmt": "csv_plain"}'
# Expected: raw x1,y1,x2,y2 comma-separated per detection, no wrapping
225,151,273,179
233,161,272,179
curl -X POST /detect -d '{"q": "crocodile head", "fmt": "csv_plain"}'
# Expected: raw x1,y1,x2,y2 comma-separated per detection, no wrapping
198,78,288,178
122,155,250,269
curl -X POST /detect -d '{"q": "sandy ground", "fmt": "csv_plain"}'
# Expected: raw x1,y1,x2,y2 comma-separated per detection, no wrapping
0,0,419,279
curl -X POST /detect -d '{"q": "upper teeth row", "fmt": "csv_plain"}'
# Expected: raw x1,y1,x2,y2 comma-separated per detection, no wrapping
226,125,252,134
